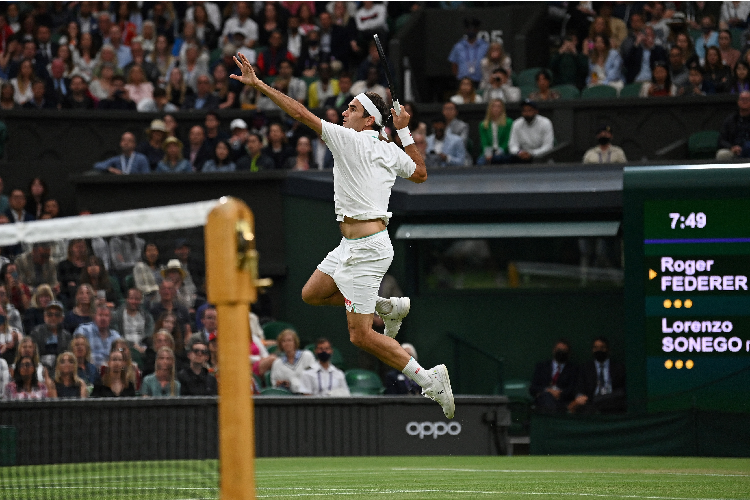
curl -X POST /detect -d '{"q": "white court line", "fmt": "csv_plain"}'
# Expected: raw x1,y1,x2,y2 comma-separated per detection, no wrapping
391,467,750,478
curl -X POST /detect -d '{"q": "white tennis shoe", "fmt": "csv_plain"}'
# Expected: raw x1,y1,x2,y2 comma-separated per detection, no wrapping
422,364,455,419
380,297,410,338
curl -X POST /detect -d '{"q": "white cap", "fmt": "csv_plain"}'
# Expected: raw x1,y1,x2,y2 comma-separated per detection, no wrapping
230,118,248,130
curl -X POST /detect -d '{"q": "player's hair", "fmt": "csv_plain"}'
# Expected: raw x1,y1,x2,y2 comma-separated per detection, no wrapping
361,91,388,133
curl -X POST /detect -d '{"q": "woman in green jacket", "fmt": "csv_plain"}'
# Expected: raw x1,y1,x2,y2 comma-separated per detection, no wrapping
477,99,514,165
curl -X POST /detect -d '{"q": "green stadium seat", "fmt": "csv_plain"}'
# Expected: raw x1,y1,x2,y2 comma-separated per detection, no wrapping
345,369,384,395
124,274,134,291
503,379,532,401
252,373,264,390
519,85,536,99
731,28,744,50
263,371,272,387
503,379,532,436
262,321,296,341
259,387,293,395
619,82,643,97
688,130,720,159
581,85,617,99
517,67,543,87
553,84,580,99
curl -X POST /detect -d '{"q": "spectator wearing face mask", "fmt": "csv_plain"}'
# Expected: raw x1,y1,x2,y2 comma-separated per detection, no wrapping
567,336,626,414
530,339,578,413
297,338,350,397
582,124,627,164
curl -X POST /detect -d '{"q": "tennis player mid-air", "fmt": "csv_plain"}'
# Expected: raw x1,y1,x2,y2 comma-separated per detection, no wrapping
232,52,454,418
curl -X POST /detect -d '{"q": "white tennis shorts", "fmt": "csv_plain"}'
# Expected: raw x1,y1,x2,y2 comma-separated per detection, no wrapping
317,230,393,314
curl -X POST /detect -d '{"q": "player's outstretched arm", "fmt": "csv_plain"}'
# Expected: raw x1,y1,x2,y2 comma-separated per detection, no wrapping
231,52,322,135
392,108,427,183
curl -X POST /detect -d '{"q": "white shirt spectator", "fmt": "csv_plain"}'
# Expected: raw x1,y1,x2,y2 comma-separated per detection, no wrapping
721,2,750,28
298,363,351,396
222,16,258,46
508,115,555,157
270,349,316,393
186,2,223,33
350,80,387,102
0,358,9,399
355,3,388,33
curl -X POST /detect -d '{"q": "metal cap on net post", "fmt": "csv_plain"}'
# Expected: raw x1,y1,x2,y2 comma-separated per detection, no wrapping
205,196,270,500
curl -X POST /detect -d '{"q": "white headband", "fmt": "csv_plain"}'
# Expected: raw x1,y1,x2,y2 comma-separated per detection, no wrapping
356,93,382,127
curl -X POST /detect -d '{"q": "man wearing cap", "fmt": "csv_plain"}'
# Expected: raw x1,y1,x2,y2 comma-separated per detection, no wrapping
15,242,59,290
232,52,456,419
93,132,151,175
229,118,250,162
30,300,71,376
508,100,555,163
136,119,168,171
161,259,197,311
173,239,204,298
583,125,627,164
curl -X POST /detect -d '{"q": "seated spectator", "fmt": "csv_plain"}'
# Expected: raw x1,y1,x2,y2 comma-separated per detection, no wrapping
720,1,750,30
12,337,48,382
0,82,19,110
132,242,163,298
137,87,179,113
165,67,192,109
639,61,677,97
74,305,121,368
646,2,670,47
71,332,99,387
298,337,350,396
442,101,469,146
263,122,294,170
23,79,56,109
5,188,34,224
401,102,427,136
308,61,341,109
624,26,667,84
157,137,192,173
508,99,555,163
695,15,719,64
297,29,327,78
384,342,421,395
141,346,180,397
203,112,230,156
448,17,488,87
202,140,237,173
11,59,34,106
48,351,87,398
179,42,210,93
236,132,275,172
182,74,220,111
530,339,577,413
136,120,167,171
669,46,689,89
184,125,213,172
675,32,700,68
23,284,55,334
550,34,589,90
124,65,154,106
190,4,219,51
350,65,386,103
426,118,467,167
80,255,122,306
477,99,513,165
256,30,295,78
282,59,308,105
89,63,117,101
161,259,197,311
270,328,316,392
586,35,624,91
528,70,561,101
228,118,250,162
480,41,513,92
2,262,31,313
324,72,353,112
93,132,150,175
354,1,389,47
150,280,192,345
599,3,627,50
124,38,160,86
30,300,70,374
97,75,137,110
15,242,58,291
249,311,276,376
4,355,48,400
679,63,714,96
64,284,95,334
221,1,259,49
582,124,627,164
704,46,732,93
178,335,217,396
730,60,750,93
111,288,154,354
717,90,750,160
719,29,741,70
481,68,521,104
58,239,89,309
0,302,23,365
283,136,318,170
567,336,626,414
212,63,238,110
451,77,483,105
25,177,47,221
90,348,135,397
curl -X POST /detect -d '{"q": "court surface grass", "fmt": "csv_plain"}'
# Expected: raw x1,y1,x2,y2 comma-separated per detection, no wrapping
1,455,749,500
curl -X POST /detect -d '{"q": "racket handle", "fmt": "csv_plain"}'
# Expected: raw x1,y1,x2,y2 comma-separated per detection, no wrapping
393,99,401,116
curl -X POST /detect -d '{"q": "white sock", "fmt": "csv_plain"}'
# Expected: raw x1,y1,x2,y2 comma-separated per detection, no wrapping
402,357,433,388
375,296,392,315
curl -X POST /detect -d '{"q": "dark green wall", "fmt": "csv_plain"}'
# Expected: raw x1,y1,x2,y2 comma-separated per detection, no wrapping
282,196,625,394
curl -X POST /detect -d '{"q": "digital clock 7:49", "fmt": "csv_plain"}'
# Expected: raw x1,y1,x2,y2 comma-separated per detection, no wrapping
669,212,706,229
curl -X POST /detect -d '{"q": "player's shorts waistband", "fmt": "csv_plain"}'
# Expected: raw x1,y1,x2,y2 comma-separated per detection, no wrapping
345,229,388,241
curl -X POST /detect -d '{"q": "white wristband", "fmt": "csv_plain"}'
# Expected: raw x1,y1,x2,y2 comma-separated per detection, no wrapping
397,127,414,147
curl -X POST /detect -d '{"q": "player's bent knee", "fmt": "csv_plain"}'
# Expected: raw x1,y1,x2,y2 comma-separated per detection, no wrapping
348,326,370,349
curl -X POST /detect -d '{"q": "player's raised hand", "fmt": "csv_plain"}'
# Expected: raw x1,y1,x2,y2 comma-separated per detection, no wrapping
391,107,410,130
230,52,260,88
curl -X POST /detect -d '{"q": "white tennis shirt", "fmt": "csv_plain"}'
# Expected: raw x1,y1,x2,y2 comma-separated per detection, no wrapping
321,120,416,225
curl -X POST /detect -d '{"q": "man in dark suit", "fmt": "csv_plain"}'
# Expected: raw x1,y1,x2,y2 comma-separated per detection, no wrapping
530,339,578,413
623,25,668,84
181,74,221,111
568,336,627,414
45,58,70,107
34,25,58,68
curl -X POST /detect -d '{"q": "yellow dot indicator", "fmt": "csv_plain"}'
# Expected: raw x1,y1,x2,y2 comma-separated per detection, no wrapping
663,299,672,308
686,360,694,369
684,299,693,308
674,299,682,308
675,359,684,369
665,359,673,369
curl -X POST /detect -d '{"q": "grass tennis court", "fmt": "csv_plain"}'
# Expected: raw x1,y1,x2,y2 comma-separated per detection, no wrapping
1,455,749,499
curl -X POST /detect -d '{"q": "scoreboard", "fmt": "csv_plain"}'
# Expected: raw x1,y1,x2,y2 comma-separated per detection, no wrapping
624,166,750,413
